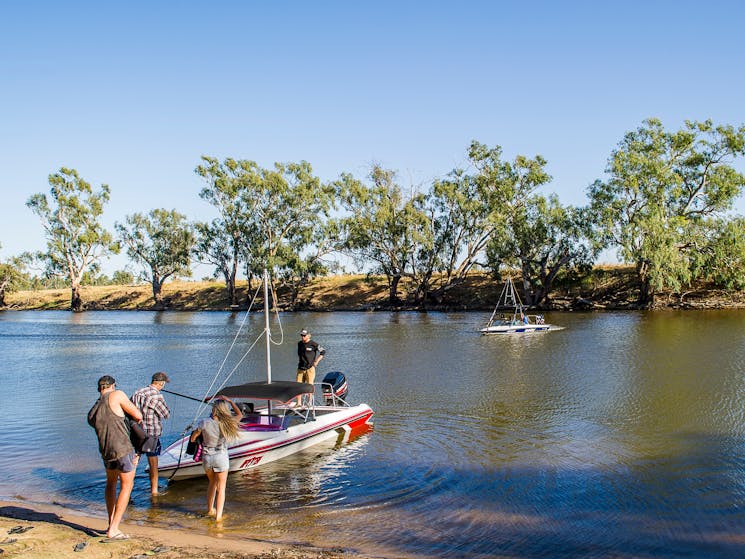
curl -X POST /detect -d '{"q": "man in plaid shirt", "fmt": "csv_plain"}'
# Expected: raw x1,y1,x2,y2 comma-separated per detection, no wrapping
131,371,171,496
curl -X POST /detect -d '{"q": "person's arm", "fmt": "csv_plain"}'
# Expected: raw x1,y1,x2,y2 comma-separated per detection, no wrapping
116,391,143,422
189,427,202,442
314,345,326,367
219,396,243,421
154,394,171,419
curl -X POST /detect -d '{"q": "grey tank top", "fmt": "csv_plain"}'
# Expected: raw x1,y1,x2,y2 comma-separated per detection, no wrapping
88,392,133,461
198,417,227,456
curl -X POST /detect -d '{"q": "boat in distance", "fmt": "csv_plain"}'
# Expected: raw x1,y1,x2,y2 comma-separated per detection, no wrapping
480,277,560,334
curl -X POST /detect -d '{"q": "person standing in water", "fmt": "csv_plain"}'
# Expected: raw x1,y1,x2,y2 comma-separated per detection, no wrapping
87,375,143,540
189,396,243,521
131,371,171,496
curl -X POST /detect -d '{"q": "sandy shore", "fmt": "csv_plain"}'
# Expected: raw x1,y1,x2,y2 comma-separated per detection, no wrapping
0,499,366,559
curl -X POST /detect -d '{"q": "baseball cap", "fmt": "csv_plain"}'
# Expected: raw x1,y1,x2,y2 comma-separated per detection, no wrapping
152,371,170,383
300,329,309,336
97,375,116,390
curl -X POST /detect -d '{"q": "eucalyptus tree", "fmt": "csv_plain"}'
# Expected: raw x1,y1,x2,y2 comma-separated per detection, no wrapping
116,209,195,308
111,270,135,285
196,156,335,306
237,160,337,300
193,219,241,305
588,119,745,305
415,141,552,303
689,217,745,291
415,168,479,302
486,195,595,306
267,218,341,308
194,157,255,305
0,245,30,306
26,168,119,312
336,165,430,304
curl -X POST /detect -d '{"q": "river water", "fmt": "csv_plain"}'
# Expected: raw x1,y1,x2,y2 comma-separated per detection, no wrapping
1,309,745,558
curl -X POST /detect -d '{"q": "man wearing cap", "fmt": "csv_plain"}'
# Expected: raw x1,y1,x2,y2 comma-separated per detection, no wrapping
297,329,325,387
87,375,143,540
131,372,171,496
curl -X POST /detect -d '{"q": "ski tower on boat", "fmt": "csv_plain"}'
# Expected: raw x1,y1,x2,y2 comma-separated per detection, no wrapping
480,277,556,334
156,269,374,481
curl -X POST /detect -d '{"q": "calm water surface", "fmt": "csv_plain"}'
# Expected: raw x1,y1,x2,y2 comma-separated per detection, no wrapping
1,310,745,558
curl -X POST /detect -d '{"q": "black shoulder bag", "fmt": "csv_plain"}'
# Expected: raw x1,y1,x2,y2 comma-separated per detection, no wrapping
128,418,158,454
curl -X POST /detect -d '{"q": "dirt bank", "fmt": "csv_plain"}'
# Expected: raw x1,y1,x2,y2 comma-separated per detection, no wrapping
3,269,745,312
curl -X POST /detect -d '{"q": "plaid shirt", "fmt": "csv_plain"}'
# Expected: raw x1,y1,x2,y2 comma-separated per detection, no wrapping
131,385,170,437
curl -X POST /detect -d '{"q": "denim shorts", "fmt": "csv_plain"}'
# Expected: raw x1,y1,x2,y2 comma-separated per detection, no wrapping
202,450,229,473
104,451,137,473
144,439,162,457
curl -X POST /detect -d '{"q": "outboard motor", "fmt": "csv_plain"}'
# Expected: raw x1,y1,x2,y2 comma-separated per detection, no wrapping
321,371,348,405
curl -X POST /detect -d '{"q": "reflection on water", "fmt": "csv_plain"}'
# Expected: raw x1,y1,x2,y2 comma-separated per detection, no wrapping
1,310,745,558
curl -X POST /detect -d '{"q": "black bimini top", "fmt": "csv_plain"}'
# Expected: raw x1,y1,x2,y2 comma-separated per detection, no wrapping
215,381,314,403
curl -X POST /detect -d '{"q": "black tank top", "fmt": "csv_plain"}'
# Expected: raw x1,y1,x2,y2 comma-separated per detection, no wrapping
88,392,133,461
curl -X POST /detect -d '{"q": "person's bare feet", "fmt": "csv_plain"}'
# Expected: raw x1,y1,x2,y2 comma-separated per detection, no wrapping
103,531,129,541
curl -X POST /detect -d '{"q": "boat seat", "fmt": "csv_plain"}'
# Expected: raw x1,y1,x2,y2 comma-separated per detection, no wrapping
240,414,284,431
240,422,283,431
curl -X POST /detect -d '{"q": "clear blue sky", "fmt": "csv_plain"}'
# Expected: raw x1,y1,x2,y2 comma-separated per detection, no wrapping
2,1,744,274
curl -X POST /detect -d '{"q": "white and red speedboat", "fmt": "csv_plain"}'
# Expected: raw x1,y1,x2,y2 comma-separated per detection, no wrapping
156,271,374,481
157,376,373,481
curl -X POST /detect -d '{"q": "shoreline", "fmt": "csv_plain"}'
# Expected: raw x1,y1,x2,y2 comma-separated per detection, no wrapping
0,499,367,559
4,270,745,312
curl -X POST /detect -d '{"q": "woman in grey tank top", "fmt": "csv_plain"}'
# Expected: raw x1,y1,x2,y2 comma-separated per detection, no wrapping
190,396,243,521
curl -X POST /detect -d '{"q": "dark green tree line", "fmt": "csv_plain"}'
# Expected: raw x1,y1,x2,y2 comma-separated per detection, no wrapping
19,122,745,310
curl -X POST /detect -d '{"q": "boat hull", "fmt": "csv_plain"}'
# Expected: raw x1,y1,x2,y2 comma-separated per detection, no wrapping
156,404,374,481
480,323,554,334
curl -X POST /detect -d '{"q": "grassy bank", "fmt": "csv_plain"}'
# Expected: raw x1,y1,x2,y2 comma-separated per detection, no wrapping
3,268,745,311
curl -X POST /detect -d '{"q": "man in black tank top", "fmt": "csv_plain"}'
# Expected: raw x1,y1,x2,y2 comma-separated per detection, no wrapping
87,375,143,540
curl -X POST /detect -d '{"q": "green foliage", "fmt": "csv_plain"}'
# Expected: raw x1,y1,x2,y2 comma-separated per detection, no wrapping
467,141,552,219
486,194,596,306
0,246,31,305
81,271,111,286
26,275,68,290
336,165,430,302
588,118,745,304
427,141,553,289
116,208,195,304
112,270,135,285
398,141,558,305
194,156,335,305
690,217,745,290
194,158,256,304
26,167,119,311
237,159,336,285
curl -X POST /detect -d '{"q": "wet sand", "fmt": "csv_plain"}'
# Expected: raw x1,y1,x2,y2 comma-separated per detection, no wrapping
0,500,367,559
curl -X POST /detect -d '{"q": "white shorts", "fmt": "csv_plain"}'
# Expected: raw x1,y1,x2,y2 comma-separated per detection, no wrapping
202,450,229,473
